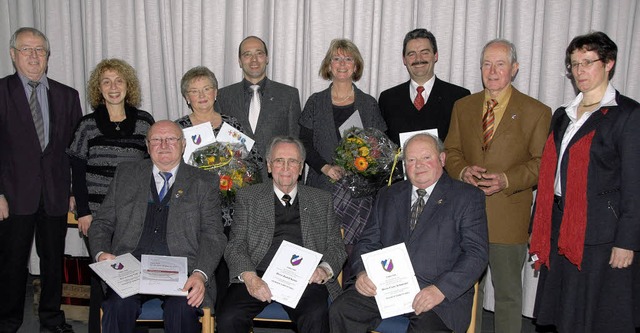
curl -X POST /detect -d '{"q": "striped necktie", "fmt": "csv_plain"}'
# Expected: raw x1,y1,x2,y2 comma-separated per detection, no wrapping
409,189,427,231
28,81,45,150
482,99,498,149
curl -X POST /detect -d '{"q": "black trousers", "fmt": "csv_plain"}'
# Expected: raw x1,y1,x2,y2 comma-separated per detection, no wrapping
0,208,67,332
102,289,202,333
329,288,452,333
217,282,330,333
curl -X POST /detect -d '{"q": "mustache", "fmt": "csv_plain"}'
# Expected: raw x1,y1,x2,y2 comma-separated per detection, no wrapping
411,61,429,66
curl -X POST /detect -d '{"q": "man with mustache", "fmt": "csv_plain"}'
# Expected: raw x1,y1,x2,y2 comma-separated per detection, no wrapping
378,28,470,145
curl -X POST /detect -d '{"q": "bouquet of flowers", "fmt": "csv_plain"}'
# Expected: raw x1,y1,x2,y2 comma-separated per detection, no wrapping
334,127,402,197
191,142,261,225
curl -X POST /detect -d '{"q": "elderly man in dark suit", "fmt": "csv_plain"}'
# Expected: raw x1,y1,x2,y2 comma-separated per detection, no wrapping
330,133,488,333
88,120,226,333
216,36,301,180
0,27,82,333
217,136,346,333
444,39,551,332
379,28,470,145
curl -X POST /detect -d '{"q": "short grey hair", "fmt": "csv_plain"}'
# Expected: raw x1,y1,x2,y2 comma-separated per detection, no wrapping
10,27,50,63
480,39,518,66
266,136,306,162
180,66,218,100
402,133,444,159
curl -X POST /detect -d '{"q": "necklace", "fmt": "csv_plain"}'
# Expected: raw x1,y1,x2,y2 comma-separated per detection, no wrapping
581,100,601,108
332,86,354,104
113,121,122,131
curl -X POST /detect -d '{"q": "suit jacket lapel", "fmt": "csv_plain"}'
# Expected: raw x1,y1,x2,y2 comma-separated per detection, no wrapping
425,78,444,108
393,181,412,240
9,74,39,143
492,89,522,142
298,186,312,244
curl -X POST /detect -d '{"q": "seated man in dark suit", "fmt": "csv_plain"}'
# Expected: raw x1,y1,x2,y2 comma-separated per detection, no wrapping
330,133,488,333
379,29,470,144
88,120,226,333
216,136,346,333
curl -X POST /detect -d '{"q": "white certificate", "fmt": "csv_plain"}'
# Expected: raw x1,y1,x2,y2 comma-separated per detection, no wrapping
262,240,323,308
338,110,363,138
182,122,216,163
89,253,141,298
216,121,255,151
139,255,188,296
361,243,421,319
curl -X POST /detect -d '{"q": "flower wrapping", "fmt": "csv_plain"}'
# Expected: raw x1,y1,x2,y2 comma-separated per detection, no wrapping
190,142,261,221
334,127,402,197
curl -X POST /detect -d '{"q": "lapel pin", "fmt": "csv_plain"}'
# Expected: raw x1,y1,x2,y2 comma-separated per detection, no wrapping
175,189,183,198
511,114,517,119
437,199,443,205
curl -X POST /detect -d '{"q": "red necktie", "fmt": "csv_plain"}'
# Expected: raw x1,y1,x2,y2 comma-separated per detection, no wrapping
482,99,498,149
414,86,425,110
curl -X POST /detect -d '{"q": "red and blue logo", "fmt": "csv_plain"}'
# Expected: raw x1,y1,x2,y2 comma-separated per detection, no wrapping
381,259,394,272
191,134,202,145
111,262,124,270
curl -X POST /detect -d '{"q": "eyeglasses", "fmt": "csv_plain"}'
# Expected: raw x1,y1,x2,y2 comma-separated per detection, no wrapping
271,158,302,169
568,58,603,70
147,137,183,146
13,46,48,57
186,86,216,97
331,56,354,63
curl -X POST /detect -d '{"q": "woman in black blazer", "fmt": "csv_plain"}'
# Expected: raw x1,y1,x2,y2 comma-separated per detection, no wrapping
530,31,640,332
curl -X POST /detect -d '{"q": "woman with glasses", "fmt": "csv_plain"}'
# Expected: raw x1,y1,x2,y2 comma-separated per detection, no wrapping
529,31,640,332
175,66,263,228
67,58,154,331
299,39,386,279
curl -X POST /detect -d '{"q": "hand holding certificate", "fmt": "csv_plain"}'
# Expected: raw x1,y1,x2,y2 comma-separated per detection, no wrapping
361,243,421,319
261,240,323,308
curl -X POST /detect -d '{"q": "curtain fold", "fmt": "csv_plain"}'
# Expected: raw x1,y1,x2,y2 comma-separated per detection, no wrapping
1,0,638,120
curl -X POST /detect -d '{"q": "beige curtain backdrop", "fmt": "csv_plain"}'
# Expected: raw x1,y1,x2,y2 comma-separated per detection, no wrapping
1,0,638,121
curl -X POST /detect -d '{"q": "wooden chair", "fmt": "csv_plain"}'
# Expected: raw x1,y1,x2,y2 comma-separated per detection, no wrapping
100,299,214,333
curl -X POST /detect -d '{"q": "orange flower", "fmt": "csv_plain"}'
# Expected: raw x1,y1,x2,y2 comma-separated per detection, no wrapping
219,175,233,191
354,157,369,171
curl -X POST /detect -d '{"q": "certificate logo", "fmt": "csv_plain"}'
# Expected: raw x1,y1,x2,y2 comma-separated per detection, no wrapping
111,262,124,270
290,254,303,266
191,134,202,145
381,259,394,272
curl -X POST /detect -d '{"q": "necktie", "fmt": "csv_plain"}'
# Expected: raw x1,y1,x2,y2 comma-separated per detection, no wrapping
414,86,425,110
28,81,45,151
249,85,261,132
282,194,292,207
483,99,498,149
158,172,173,201
409,189,427,231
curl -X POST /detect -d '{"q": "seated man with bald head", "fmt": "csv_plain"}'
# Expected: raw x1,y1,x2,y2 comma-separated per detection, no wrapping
330,134,488,333
89,120,226,333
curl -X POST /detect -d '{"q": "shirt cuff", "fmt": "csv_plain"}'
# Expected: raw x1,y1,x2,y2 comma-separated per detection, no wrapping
192,269,208,283
318,262,334,279
95,251,104,262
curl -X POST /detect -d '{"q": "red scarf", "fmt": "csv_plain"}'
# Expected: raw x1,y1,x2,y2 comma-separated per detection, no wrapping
530,115,601,270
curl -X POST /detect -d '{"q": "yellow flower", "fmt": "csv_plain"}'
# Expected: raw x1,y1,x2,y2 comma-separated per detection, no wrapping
358,146,370,157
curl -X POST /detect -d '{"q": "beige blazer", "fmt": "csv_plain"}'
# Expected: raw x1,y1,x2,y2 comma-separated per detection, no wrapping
444,87,551,244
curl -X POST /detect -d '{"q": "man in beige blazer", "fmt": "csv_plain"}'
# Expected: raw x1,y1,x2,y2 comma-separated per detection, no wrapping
444,39,551,332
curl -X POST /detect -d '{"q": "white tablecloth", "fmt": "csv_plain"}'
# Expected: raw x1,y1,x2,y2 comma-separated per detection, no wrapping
481,256,539,318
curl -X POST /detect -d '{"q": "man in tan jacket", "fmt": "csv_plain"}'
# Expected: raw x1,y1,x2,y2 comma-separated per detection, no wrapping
444,39,551,332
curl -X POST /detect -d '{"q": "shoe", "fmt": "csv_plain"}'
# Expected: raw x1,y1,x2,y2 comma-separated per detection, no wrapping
40,322,75,333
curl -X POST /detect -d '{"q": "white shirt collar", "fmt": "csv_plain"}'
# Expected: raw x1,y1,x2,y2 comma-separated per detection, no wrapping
410,75,436,102
411,180,437,204
561,83,618,122
152,163,180,193
274,184,298,206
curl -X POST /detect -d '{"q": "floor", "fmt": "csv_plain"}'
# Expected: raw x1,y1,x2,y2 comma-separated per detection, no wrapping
19,274,552,333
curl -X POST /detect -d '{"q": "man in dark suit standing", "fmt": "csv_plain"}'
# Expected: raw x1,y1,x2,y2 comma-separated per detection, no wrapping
216,36,301,180
378,29,470,145
0,27,82,333
330,133,488,333
89,120,226,333
217,136,346,333
444,39,551,332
